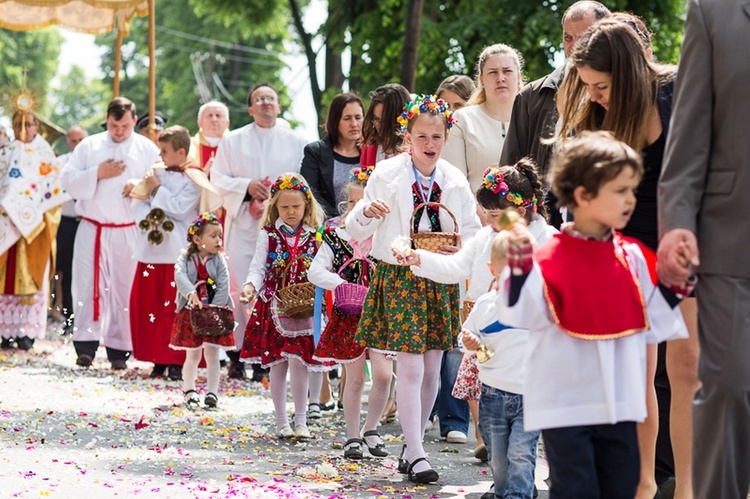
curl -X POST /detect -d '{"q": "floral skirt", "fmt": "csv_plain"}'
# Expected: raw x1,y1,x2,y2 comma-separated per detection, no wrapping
313,308,365,363
452,352,481,402
240,298,321,369
169,309,236,350
355,262,459,354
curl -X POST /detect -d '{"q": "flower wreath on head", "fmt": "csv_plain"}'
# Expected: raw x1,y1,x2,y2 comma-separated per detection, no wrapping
270,174,312,200
482,167,537,209
396,94,457,133
187,212,219,242
349,164,375,183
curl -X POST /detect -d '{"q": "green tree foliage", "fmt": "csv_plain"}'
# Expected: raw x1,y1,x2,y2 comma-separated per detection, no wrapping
49,65,110,134
94,0,289,133
0,28,63,116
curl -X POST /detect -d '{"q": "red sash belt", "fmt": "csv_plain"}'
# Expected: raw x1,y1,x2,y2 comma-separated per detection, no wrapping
82,217,136,321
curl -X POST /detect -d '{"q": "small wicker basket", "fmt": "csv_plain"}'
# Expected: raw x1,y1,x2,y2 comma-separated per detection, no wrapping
278,255,316,319
460,299,476,323
410,202,459,253
189,305,235,337
334,257,375,315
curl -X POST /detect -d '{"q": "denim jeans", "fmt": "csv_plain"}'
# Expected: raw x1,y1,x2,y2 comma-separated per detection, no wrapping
478,384,540,499
435,348,469,436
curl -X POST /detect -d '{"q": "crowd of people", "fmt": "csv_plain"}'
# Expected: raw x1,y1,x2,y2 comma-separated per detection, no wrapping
0,0,748,497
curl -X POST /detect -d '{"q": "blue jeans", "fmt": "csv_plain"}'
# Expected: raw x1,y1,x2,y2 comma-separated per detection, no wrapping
479,384,540,499
435,348,469,436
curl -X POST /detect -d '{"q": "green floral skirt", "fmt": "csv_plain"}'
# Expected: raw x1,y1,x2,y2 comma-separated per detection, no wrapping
355,261,459,354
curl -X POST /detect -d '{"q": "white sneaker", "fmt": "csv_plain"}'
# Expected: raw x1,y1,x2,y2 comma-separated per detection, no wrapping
294,425,312,440
424,416,437,433
277,425,295,439
445,430,468,443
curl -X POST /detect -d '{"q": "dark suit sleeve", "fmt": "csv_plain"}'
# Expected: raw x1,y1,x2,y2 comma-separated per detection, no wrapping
301,141,338,218
499,87,530,166
658,0,713,236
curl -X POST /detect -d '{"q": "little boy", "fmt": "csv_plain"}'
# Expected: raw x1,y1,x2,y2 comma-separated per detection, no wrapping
499,131,694,498
129,125,204,380
460,232,540,499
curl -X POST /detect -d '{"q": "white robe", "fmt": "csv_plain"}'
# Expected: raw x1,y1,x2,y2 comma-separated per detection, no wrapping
61,131,160,350
210,123,306,343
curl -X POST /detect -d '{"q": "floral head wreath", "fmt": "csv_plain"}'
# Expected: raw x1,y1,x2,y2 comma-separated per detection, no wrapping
482,167,538,209
187,212,219,242
270,174,312,200
349,164,375,183
397,94,457,133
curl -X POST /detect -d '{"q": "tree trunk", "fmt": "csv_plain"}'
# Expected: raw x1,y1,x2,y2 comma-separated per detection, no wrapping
400,0,424,92
324,1,345,91
289,0,323,131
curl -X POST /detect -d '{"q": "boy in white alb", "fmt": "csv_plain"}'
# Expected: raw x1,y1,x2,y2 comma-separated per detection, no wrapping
61,97,160,369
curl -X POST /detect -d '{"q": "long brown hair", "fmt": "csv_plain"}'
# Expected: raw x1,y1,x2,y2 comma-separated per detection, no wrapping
361,83,410,155
555,19,674,152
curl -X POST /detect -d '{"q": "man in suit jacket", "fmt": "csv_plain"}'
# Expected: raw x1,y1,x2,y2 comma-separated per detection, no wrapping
658,1,750,497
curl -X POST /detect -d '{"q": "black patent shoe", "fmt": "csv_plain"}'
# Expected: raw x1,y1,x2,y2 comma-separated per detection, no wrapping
407,457,439,484
1,337,14,349
228,361,247,380
362,430,388,457
204,392,218,408
167,364,183,381
397,444,409,474
149,364,167,378
16,336,33,351
343,438,364,460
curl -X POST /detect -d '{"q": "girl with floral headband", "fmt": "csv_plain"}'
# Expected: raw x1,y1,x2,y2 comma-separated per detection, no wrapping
403,158,556,496
308,165,392,460
346,94,482,483
170,213,234,409
238,172,325,441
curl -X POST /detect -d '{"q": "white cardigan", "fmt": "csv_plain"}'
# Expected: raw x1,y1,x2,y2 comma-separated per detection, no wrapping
346,154,482,265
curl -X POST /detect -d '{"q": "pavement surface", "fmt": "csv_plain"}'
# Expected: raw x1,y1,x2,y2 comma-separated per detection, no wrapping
0,332,550,498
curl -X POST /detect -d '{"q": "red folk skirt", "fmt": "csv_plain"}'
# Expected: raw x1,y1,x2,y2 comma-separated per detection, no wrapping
130,262,185,365
313,308,365,363
169,309,236,350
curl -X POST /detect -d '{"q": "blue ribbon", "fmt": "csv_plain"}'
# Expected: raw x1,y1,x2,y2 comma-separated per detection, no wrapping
313,286,324,346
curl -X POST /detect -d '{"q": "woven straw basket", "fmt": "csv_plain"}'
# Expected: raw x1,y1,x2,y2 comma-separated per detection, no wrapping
410,202,459,253
460,299,476,323
278,255,316,319
189,305,235,337
334,257,375,315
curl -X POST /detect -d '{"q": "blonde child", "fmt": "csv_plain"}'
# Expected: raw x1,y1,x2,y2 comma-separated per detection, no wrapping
239,173,325,440
170,213,234,408
130,125,203,380
460,232,540,499
499,131,694,498
405,160,556,462
346,95,481,483
309,165,391,460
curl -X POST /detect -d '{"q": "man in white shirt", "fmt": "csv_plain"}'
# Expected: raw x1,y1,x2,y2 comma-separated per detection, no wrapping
211,84,307,379
61,97,160,370
188,100,230,172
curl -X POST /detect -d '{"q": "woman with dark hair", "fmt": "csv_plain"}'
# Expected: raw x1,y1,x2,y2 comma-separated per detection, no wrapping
359,83,411,168
301,93,365,219
554,18,698,499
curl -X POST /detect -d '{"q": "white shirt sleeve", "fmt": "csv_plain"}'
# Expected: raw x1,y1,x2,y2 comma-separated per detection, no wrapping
410,236,477,284
345,170,389,241
211,135,252,219
308,243,346,290
243,229,269,290
61,144,99,200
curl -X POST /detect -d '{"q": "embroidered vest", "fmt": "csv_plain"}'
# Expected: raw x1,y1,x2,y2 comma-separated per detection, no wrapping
321,227,372,285
260,225,318,302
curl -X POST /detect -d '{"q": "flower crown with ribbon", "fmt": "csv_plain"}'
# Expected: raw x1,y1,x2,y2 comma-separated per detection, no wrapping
482,167,538,208
349,164,375,183
270,174,312,200
397,94,456,133
187,212,219,242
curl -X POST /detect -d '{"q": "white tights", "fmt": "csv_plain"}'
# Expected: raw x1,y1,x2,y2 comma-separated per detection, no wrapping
270,358,309,431
343,351,393,439
397,350,443,473
182,344,221,395
308,371,323,406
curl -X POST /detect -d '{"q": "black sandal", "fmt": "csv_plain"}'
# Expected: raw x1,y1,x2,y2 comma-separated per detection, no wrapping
362,430,389,457
343,438,364,460
397,444,409,474
204,392,218,408
184,389,200,407
407,457,439,484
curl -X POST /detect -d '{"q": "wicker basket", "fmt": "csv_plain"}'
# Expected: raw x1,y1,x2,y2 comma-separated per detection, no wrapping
410,202,459,253
461,299,476,323
334,257,375,315
278,255,316,319
189,304,235,337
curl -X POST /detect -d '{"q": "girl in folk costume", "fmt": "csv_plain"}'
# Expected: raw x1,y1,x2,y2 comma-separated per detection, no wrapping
404,160,557,462
359,84,411,167
239,173,325,440
309,165,391,460
129,126,204,381
346,95,482,483
170,213,234,408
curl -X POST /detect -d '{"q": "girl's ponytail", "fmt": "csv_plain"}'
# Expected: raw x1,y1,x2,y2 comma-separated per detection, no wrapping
514,158,548,221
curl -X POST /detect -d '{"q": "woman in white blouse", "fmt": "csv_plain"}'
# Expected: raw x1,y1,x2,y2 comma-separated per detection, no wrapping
443,44,524,194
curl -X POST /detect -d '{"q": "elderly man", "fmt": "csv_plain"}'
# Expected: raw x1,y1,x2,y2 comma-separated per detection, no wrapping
52,125,88,330
61,97,160,370
0,112,68,350
658,1,750,497
211,83,306,379
189,100,230,172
